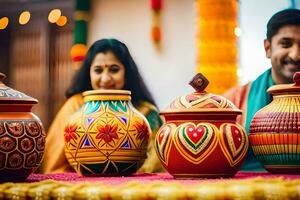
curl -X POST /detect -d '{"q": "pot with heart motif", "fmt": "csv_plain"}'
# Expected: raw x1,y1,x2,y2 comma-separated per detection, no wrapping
155,73,249,178
0,73,46,182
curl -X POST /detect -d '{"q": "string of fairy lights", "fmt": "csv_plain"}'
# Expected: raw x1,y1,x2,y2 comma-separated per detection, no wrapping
0,9,68,29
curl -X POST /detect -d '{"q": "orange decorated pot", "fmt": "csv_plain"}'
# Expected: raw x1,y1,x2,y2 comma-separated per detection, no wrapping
249,72,300,174
64,90,150,176
0,73,45,182
155,74,249,178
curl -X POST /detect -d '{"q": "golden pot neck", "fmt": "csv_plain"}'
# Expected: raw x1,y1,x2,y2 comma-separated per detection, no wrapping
83,95,131,102
82,89,131,102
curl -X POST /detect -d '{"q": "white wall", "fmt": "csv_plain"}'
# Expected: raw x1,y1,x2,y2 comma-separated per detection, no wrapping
89,0,195,110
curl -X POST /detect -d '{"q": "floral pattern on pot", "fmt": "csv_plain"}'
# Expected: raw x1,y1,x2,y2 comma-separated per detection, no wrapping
64,90,151,176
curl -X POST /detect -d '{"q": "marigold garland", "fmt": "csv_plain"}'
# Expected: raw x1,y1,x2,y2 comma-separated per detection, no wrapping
70,44,88,63
150,0,162,49
70,0,90,68
196,0,238,94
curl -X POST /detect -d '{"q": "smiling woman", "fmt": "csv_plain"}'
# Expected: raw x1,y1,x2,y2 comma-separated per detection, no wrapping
41,38,164,174
90,51,126,90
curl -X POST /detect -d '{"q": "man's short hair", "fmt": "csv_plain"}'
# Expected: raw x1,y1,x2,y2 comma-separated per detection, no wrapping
266,8,300,41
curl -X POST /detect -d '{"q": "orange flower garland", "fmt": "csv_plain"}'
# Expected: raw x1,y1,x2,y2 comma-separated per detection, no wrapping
196,0,238,94
150,0,162,48
70,44,88,62
70,0,90,69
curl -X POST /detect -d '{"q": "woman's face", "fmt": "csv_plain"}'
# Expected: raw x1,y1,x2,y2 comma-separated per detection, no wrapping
90,51,125,90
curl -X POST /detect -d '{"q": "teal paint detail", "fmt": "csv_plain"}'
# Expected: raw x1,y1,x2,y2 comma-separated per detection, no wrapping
85,101,101,115
103,100,128,113
257,153,300,165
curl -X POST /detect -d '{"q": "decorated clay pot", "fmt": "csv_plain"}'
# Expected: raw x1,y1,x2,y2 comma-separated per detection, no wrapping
64,90,150,176
249,72,300,174
0,73,45,182
155,73,248,178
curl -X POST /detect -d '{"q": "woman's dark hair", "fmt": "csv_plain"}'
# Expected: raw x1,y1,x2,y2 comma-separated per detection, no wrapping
66,38,157,107
266,8,300,41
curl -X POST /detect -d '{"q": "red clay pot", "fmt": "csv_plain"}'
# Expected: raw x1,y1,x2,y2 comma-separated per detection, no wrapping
155,73,249,178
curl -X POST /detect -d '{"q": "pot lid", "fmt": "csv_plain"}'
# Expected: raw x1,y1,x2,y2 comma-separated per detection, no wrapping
161,73,241,114
267,72,300,94
0,73,38,104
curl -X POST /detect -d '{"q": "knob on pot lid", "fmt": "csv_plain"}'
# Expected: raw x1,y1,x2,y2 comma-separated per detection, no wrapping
0,73,38,104
161,73,241,114
267,72,300,94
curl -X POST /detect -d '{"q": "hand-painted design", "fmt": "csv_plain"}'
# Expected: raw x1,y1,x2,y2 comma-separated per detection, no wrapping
65,96,150,176
96,124,118,143
186,94,199,103
85,101,101,115
25,122,40,137
37,152,44,164
6,122,24,137
103,101,127,113
19,137,34,153
7,151,23,168
210,95,222,103
173,122,218,164
0,136,16,152
167,93,236,110
219,123,248,167
85,118,94,126
121,139,131,149
0,122,5,135
82,136,92,148
0,120,45,177
155,123,173,165
0,152,5,169
0,87,32,99
250,133,300,169
119,117,127,125
39,122,46,136
36,136,45,151
77,160,140,176
64,124,78,143
178,123,213,155
25,151,38,167
134,121,150,141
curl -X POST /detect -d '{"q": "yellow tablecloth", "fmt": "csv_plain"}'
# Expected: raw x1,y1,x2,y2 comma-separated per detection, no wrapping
1,172,300,200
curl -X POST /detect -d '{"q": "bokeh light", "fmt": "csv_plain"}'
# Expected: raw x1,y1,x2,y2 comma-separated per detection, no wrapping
0,17,9,30
56,15,67,26
234,27,242,37
19,11,31,25
48,9,61,23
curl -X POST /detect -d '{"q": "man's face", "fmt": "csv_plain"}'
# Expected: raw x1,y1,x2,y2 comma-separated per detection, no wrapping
264,25,300,84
